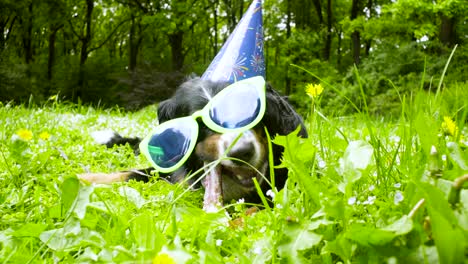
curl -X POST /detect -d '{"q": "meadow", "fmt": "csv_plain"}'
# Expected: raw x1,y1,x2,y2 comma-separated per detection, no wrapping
0,75,467,263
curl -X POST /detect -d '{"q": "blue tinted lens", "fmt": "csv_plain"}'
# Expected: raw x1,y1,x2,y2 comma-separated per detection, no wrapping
209,83,262,129
147,123,194,169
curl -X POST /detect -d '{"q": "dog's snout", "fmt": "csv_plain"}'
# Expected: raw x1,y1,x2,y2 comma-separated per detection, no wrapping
228,142,255,163
196,130,263,165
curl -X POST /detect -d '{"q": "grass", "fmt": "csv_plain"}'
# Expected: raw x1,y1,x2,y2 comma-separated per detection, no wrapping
0,80,467,263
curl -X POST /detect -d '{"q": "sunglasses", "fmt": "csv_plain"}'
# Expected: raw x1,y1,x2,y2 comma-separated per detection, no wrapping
139,76,266,173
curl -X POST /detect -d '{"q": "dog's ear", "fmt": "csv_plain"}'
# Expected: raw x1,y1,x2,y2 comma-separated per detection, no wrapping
264,85,308,138
157,99,178,123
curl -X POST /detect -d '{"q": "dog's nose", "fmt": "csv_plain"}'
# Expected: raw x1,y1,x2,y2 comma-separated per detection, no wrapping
227,142,255,163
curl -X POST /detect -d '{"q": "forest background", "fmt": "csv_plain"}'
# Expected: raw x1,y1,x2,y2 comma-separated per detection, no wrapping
1,0,467,116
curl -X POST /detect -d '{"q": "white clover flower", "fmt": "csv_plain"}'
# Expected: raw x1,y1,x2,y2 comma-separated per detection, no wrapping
348,196,357,205
266,189,275,199
318,160,326,169
216,239,223,246
394,191,404,205
253,247,262,255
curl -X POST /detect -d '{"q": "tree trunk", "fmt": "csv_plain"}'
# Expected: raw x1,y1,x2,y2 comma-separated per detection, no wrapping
350,0,361,65
311,0,324,24
337,29,342,70
364,0,373,56
47,26,61,82
211,0,219,56
0,16,16,52
238,0,244,18
129,15,137,72
168,31,184,71
351,31,360,65
439,14,457,47
77,0,94,100
323,0,333,61
23,3,34,64
285,0,292,95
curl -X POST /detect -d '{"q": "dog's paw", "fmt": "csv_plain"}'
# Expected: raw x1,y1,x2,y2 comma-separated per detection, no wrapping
78,172,132,184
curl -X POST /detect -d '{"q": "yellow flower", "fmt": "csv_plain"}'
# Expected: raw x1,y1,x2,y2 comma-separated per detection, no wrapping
153,253,175,264
441,116,458,137
39,131,51,140
305,83,324,98
48,95,58,101
16,129,33,141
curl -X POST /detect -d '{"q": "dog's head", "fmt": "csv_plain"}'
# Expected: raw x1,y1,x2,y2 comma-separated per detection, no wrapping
157,77,307,210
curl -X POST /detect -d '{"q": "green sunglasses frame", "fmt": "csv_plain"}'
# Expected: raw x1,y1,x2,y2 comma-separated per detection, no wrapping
139,76,267,173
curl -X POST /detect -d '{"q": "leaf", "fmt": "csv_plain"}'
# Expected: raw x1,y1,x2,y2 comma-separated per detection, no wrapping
73,185,95,220
346,224,396,246
414,113,438,157
118,186,146,209
130,212,164,252
382,215,413,236
446,142,468,170
339,140,374,173
39,218,105,252
12,223,48,238
278,223,322,263
273,126,319,206
429,209,465,264
419,182,465,264
322,233,355,262
345,216,413,248
61,177,79,217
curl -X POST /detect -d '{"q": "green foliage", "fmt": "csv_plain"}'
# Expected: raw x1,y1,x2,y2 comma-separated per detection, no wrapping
1,0,467,111
0,67,467,262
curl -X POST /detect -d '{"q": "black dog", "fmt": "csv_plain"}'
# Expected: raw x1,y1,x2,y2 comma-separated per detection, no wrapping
80,77,307,210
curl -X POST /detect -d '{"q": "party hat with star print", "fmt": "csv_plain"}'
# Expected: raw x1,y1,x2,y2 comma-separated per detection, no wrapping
201,0,264,83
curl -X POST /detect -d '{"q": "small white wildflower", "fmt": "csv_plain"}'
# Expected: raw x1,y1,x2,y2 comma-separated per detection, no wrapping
363,196,376,205
216,239,223,246
266,189,275,199
368,185,375,191
237,198,245,204
394,183,401,188
348,196,357,205
276,203,283,209
390,135,401,143
318,160,326,169
441,154,447,161
253,247,262,255
394,191,404,205
430,145,437,155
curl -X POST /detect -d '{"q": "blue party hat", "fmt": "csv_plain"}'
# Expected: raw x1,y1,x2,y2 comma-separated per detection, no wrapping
202,0,264,83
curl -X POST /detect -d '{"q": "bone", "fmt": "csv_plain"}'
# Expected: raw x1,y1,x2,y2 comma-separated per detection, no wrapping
202,163,223,212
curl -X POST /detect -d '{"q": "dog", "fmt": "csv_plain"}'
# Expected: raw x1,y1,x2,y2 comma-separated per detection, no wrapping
80,77,307,210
